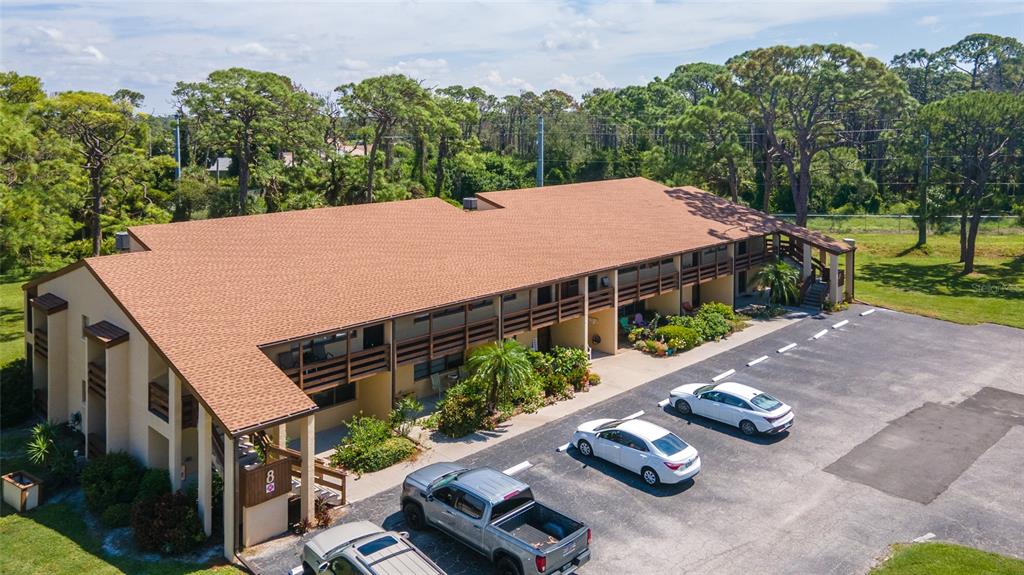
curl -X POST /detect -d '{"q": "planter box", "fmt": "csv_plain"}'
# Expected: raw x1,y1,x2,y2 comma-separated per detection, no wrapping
2,471,42,512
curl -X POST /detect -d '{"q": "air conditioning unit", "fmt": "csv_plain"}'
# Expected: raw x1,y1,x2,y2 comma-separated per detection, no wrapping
462,197,478,210
114,231,130,252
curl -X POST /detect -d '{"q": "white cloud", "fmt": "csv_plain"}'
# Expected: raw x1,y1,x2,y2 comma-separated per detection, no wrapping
553,72,611,91
916,15,940,26
843,41,877,52
382,58,449,78
83,45,106,62
339,58,369,71
227,42,271,56
482,70,534,93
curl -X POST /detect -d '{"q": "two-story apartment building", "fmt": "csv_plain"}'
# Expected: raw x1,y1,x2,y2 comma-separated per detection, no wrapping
22,177,854,559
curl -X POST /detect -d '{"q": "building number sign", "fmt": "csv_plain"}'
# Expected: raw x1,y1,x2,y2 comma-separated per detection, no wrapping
265,469,276,494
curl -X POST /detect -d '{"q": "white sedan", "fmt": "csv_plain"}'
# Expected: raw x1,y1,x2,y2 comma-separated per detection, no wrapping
571,414,701,486
668,381,794,436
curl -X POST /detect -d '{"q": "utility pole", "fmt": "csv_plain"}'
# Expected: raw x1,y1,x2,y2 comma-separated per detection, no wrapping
535,115,544,187
174,113,182,180
917,133,929,246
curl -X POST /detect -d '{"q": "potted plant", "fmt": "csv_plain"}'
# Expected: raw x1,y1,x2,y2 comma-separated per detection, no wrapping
2,470,42,512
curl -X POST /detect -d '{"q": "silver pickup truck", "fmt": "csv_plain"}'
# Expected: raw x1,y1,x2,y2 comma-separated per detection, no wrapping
401,463,591,575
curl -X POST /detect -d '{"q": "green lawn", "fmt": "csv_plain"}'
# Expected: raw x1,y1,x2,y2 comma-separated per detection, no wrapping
849,233,1024,329
0,502,240,575
870,542,1024,575
0,274,27,366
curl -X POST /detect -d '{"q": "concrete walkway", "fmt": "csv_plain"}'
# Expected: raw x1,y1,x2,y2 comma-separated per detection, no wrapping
341,313,805,503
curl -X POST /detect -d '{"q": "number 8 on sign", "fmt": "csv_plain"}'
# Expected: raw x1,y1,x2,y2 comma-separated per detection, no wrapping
265,469,276,494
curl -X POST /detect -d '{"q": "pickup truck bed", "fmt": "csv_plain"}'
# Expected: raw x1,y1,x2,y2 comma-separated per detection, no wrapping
494,502,584,551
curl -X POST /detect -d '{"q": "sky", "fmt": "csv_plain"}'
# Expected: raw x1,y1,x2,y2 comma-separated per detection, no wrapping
2,0,1022,114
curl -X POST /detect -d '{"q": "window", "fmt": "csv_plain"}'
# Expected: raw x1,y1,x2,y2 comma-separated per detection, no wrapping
652,433,689,456
329,557,359,575
720,394,749,409
310,383,356,408
598,430,623,444
81,315,89,341
470,299,493,311
492,489,534,521
737,240,748,255
456,491,486,519
620,433,648,452
432,486,458,507
560,281,580,298
413,313,430,324
750,393,783,411
502,293,518,302
413,353,463,380
701,391,723,403
357,535,398,556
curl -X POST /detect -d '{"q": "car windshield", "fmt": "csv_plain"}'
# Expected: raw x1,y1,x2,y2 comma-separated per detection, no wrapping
750,393,783,411
695,384,717,395
651,433,689,456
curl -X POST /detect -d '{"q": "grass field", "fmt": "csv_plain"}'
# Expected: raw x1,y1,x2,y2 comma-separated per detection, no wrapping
849,233,1023,329
870,542,1024,575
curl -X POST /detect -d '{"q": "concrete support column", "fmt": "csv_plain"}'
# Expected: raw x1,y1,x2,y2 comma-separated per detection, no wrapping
829,253,840,304
105,343,129,452
802,242,813,280
46,310,68,423
300,414,315,521
610,271,619,355
198,405,212,536
496,296,504,340
582,285,590,357
168,369,183,491
273,423,288,449
223,432,236,561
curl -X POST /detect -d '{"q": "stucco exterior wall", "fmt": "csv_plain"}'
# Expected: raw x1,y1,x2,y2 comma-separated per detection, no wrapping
700,275,735,308
645,290,680,317
588,308,616,355
242,491,289,547
550,315,586,350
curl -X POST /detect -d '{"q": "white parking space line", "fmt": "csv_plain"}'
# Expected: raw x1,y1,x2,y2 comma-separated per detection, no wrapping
778,343,797,353
811,329,828,340
623,410,645,420
747,355,769,367
712,369,736,382
832,319,850,329
657,398,670,408
912,532,936,543
503,461,533,475
556,443,571,453
861,308,876,316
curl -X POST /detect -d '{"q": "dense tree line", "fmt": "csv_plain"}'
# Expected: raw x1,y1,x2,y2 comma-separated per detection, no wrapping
1,33,1021,275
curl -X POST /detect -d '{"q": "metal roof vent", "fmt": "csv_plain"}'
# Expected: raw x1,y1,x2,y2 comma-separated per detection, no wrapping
114,231,130,252
463,197,478,210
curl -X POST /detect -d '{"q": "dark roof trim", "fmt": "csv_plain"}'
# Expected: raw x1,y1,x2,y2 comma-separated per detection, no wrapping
83,320,130,347
31,293,69,314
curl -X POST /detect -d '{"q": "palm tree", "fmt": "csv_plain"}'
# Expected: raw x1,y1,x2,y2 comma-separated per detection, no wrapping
754,259,800,305
465,339,534,415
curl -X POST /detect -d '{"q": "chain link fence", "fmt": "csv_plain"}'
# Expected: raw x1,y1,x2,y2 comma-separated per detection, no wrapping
772,214,1022,235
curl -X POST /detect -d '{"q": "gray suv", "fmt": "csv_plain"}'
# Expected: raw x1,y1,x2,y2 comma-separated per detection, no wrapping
293,521,446,575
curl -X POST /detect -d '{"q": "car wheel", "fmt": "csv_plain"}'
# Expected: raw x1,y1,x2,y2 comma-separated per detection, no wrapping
496,555,523,575
403,502,426,531
739,420,758,436
641,466,660,486
675,399,692,415
577,439,593,457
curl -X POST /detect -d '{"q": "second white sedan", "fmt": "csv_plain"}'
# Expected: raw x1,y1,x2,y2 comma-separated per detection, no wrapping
668,381,794,436
571,415,701,486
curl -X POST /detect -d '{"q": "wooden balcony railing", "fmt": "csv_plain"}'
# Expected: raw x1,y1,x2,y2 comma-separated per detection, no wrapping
396,317,499,366
87,362,106,400
266,445,347,506
33,329,48,359
734,249,769,273
149,380,169,422
588,288,613,311
182,394,198,429
284,345,390,394
618,272,678,304
500,294,583,338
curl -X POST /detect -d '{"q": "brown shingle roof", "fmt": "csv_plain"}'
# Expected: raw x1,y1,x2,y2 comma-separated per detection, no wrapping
77,178,847,435
83,320,130,347
31,293,68,314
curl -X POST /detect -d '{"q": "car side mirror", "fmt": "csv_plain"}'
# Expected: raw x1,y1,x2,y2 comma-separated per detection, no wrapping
317,561,331,574
399,531,410,538
425,494,434,502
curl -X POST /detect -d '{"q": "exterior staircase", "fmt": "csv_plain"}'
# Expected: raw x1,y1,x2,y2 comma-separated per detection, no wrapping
802,281,828,311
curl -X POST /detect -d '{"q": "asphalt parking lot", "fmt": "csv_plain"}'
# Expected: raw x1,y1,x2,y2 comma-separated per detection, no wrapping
260,305,1024,574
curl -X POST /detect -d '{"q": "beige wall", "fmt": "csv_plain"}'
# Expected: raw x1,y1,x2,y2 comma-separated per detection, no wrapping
241,488,289,547
105,343,130,452
512,329,538,350
588,308,617,355
700,275,734,308
550,316,586,350
645,290,680,317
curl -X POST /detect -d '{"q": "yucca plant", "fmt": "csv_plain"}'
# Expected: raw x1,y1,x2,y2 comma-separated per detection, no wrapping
754,259,800,305
25,421,59,465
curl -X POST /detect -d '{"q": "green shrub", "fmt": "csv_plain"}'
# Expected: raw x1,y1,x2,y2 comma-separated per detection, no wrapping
101,502,133,528
389,396,423,438
656,325,702,350
434,382,488,438
1,359,32,428
500,372,546,412
587,372,601,386
132,491,205,554
330,414,415,473
134,468,172,506
81,452,144,515
550,347,590,392
698,302,736,321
